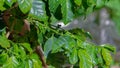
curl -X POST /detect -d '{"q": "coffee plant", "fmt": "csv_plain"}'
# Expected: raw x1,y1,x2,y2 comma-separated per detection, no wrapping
0,0,115,68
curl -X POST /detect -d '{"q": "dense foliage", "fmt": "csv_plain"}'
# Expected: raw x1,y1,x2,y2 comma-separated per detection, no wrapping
0,0,116,68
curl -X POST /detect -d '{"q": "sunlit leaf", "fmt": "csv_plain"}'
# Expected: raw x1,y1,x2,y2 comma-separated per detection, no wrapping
21,43,33,53
24,59,33,68
101,44,116,53
32,59,42,68
0,36,10,48
18,0,32,14
74,0,82,6
30,53,42,68
18,46,26,60
0,0,6,11
86,44,98,65
78,49,93,68
2,56,19,68
101,48,112,66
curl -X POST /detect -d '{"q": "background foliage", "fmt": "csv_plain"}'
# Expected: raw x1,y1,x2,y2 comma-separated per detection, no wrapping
0,0,117,68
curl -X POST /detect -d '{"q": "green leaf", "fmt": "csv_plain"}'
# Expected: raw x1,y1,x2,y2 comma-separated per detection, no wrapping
5,0,16,7
0,36,10,48
59,35,75,51
2,56,19,68
0,53,8,64
18,46,26,60
86,44,98,65
44,36,57,58
96,0,106,8
101,44,116,53
74,0,82,6
87,0,96,6
21,43,33,53
29,0,48,21
101,48,112,66
18,0,32,14
49,0,60,14
51,35,76,53
32,59,42,68
0,0,6,11
25,59,33,68
60,0,74,24
13,43,19,55
30,53,42,68
69,48,78,64
86,6,94,15
51,36,65,53
78,49,93,68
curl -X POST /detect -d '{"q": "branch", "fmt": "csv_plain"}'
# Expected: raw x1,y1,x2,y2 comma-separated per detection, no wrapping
35,46,48,68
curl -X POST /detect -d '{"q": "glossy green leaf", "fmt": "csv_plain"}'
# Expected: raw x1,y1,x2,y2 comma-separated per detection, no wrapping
78,49,93,68
74,0,82,6
0,36,10,48
29,0,48,21
44,36,57,58
52,35,77,54
83,43,98,66
49,0,60,13
21,43,33,53
59,35,75,51
5,0,16,7
24,59,33,68
101,48,112,66
0,0,6,11
60,0,74,24
69,48,78,64
30,53,42,68
32,59,42,68
2,56,19,68
18,0,32,14
18,46,26,60
51,36,65,53
0,53,8,64
101,44,116,53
